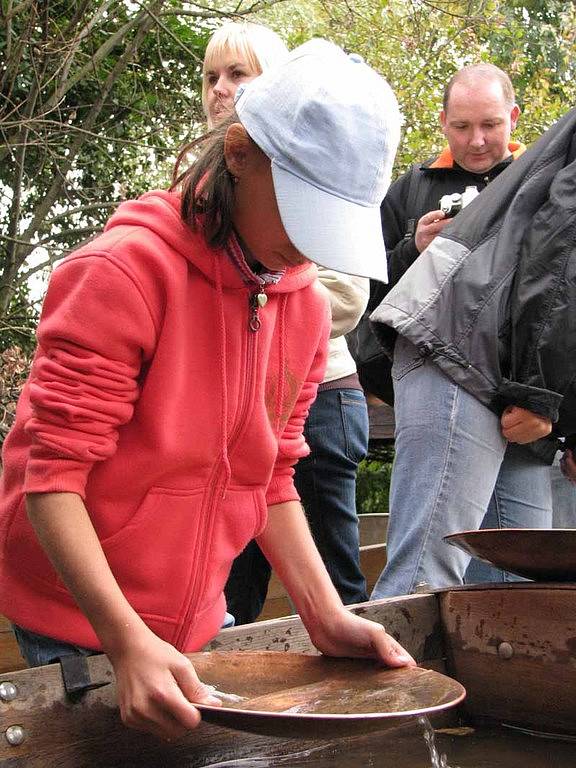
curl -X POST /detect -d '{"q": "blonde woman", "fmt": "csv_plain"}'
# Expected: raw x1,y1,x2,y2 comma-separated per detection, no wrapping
203,23,371,625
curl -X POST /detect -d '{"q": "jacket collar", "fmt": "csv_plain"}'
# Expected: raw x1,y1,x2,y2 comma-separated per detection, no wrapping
424,141,526,170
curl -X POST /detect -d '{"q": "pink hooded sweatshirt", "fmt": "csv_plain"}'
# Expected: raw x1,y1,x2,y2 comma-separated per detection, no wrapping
0,190,330,652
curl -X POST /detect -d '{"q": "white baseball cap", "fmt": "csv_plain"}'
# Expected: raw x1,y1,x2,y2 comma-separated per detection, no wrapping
234,38,401,282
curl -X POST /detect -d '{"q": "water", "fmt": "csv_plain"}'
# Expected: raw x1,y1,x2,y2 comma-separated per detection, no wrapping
418,716,452,768
198,720,576,768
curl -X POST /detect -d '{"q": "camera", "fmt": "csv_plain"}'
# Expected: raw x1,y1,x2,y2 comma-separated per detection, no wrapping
438,185,479,217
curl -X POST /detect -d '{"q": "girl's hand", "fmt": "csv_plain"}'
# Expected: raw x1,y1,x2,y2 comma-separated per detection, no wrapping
307,607,416,669
108,627,221,741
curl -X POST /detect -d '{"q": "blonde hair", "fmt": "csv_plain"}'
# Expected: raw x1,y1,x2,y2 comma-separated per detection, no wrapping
201,22,288,123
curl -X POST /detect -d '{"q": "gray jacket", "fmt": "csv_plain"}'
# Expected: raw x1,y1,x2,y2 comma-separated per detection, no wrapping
371,107,576,458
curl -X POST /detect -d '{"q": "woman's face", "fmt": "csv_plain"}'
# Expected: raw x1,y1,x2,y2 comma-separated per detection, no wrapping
204,52,259,125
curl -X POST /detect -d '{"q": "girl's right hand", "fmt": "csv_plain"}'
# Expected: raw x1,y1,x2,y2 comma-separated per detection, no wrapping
108,628,221,741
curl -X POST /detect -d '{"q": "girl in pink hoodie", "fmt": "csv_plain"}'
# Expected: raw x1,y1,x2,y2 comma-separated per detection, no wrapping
0,40,413,740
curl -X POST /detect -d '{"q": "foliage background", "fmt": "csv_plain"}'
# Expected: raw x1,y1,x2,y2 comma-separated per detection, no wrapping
2,1,575,502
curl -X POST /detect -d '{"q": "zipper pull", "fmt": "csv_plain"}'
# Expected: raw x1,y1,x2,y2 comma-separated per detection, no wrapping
249,290,267,332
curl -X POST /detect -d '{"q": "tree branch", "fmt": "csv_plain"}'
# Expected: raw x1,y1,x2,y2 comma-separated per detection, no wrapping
159,0,290,20
17,0,168,263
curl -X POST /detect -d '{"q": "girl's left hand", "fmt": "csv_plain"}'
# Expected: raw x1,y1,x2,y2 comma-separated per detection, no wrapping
307,607,416,668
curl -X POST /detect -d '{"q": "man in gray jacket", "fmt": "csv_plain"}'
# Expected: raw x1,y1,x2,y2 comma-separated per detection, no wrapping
371,64,554,598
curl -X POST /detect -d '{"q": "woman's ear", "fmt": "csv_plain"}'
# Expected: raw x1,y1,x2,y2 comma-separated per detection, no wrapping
224,123,252,180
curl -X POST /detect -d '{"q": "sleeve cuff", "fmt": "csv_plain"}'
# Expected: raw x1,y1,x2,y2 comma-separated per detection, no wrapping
24,456,91,498
265,472,300,508
492,379,563,422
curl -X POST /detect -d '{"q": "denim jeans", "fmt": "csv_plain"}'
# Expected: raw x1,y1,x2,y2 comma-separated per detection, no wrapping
295,387,369,605
224,539,272,625
12,624,94,667
464,442,553,583
225,386,369,624
551,452,576,528
371,337,552,598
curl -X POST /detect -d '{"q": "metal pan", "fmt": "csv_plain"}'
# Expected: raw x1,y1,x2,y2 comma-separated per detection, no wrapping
188,651,465,738
445,528,576,581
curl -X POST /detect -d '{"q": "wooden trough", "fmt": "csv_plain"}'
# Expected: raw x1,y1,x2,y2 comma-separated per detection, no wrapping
1,583,575,767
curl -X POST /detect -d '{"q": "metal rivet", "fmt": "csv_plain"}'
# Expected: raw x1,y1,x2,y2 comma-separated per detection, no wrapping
498,642,514,660
5,725,25,746
415,582,431,593
0,682,18,702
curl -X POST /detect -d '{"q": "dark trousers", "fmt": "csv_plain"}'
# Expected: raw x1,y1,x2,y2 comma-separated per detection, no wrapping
224,387,369,624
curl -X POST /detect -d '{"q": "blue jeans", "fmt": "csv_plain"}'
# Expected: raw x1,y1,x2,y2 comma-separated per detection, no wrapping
551,452,576,528
371,338,552,598
12,624,94,667
295,387,369,605
464,444,553,583
225,387,369,623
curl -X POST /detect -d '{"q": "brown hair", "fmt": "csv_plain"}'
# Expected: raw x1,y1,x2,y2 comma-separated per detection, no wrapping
171,113,246,249
443,63,516,112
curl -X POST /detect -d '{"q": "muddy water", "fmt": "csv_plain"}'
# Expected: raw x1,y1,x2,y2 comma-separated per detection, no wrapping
200,721,576,768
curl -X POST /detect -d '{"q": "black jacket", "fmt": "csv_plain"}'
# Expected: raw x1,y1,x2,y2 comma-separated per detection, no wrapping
379,145,520,293
371,108,576,458
354,143,520,405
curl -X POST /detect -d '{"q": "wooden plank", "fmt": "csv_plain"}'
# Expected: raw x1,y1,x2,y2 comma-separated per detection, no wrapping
0,616,25,674
367,403,395,442
439,584,576,736
358,513,389,547
0,595,444,767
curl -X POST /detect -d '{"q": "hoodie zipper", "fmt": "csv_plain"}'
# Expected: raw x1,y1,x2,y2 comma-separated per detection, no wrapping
249,288,268,331
173,280,265,651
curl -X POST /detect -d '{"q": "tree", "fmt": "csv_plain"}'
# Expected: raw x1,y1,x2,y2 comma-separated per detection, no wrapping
263,0,576,170
0,0,287,343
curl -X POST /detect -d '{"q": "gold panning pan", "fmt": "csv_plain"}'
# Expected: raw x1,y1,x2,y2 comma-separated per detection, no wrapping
189,651,466,738
445,528,576,582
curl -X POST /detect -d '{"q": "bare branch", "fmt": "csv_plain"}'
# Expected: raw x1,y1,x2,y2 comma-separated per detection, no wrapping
159,0,290,20
132,1,203,63
41,202,120,229
1,0,35,23
17,0,169,262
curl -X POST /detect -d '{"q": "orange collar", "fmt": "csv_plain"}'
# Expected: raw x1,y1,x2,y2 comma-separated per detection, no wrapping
428,141,526,169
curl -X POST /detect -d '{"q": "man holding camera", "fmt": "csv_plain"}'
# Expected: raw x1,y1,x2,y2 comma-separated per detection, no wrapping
370,63,554,598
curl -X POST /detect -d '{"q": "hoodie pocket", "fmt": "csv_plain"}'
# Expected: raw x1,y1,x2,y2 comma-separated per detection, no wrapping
101,486,205,620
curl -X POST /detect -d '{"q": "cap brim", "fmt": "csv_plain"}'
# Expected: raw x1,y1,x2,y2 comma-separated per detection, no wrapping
272,163,388,282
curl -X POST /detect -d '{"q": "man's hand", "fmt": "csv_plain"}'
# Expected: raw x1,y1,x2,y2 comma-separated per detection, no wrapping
415,209,452,253
500,405,552,444
560,449,576,484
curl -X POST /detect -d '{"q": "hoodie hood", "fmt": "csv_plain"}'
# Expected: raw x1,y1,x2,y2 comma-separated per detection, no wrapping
104,190,319,294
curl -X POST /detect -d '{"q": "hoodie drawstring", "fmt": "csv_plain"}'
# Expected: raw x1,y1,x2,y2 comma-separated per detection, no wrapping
213,252,232,496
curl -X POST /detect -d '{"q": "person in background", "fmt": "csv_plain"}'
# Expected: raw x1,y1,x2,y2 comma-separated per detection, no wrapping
201,21,288,129
201,21,290,626
202,23,370,624
0,39,414,742
369,64,553,598
371,100,576,594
